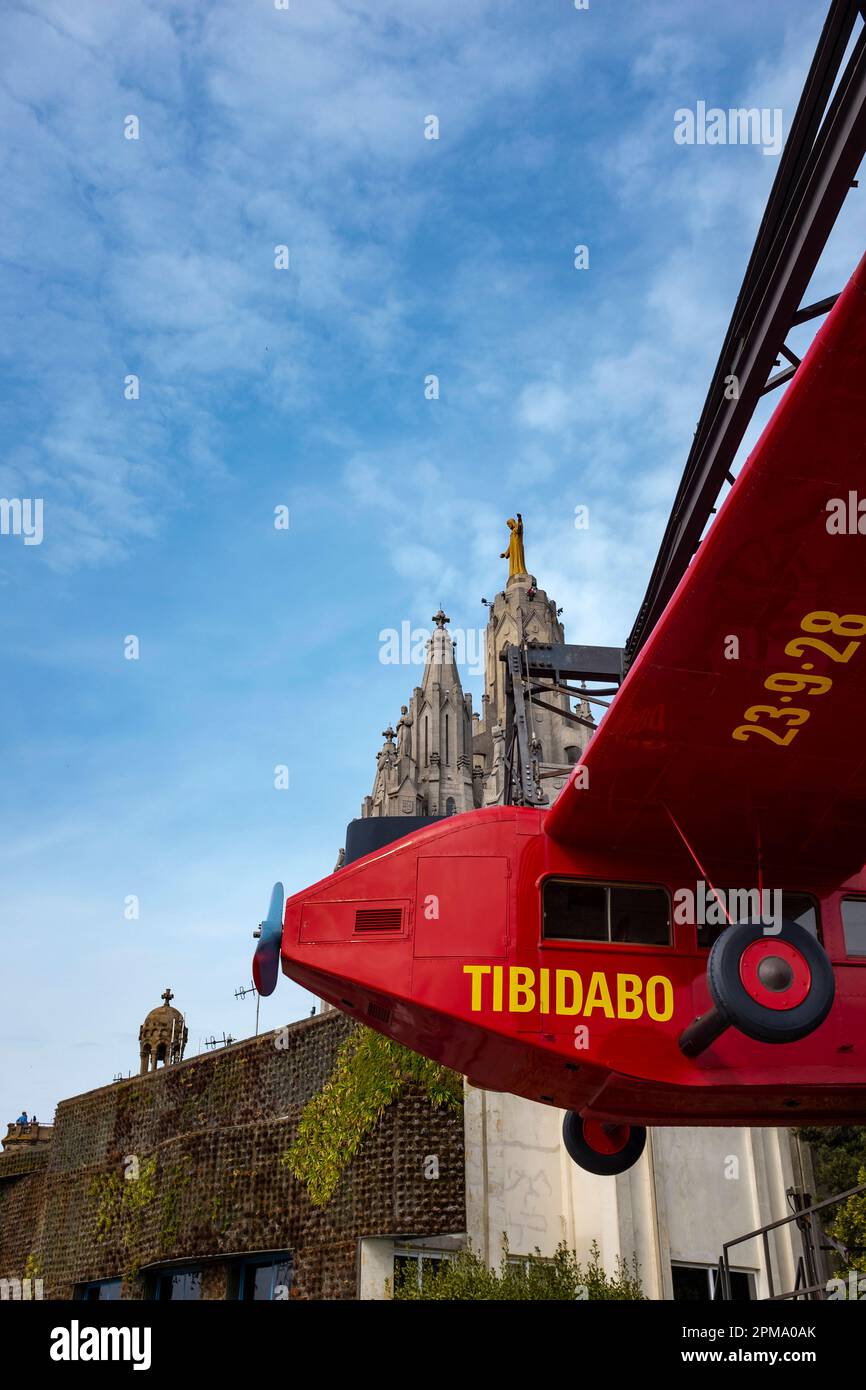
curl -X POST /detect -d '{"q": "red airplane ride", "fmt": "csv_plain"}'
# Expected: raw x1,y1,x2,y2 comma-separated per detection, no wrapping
255,250,866,1176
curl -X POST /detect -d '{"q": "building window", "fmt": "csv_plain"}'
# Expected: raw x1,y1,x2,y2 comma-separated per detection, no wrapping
424,716,428,767
671,1262,754,1301
445,797,456,816
237,1253,293,1301
697,891,820,949
75,1279,122,1301
393,1248,452,1292
445,713,449,765
542,880,670,946
841,897,866,956
505,1253,554,1275
565,745,580,765
153,1267,202,1301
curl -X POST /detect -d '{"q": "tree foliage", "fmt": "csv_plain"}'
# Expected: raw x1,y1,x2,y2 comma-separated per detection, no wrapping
828,1165,866,1273
798,1128,866,1274
798,1126,866,1200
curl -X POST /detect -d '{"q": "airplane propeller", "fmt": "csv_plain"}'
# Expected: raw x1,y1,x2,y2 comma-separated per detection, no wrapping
252,881,284,997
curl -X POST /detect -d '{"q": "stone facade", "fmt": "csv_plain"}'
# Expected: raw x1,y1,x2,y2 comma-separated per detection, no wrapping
0,1011,465,1300
364,572,593,818
364,609,477,819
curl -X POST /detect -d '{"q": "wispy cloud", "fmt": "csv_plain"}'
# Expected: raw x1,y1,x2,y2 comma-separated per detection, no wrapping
2,0,860,1127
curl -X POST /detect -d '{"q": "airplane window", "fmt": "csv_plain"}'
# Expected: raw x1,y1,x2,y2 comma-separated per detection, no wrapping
841,898,866,957
697,891,820,948
610,887,670,945
542,881,669,945
697,920,726,949
782,893,819,940
542,881,607,942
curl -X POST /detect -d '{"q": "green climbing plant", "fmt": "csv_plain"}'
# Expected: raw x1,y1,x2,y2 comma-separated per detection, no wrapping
390,1237,645,1301
88,1156,158,1279
159,1159,194,1251
283,1026,463,1207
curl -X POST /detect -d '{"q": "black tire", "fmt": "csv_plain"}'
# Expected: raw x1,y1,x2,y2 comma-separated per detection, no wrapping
707,917,834,1045
562,1111,647,1176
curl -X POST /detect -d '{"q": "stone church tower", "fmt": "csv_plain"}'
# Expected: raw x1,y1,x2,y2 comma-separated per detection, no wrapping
363,609,476,817
363,541,593,816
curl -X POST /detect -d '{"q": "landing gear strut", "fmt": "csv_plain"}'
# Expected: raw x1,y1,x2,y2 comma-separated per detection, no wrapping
562,1111,647,1176
679,917,835,1057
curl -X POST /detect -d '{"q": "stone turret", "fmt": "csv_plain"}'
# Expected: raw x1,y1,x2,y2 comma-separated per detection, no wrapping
138,988,188,1074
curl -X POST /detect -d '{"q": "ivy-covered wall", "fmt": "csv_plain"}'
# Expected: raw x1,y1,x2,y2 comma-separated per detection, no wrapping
0,1011,466,1300
0,1146,49,1288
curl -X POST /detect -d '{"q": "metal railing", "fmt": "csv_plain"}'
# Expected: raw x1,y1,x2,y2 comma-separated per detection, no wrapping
715,1180,866,1300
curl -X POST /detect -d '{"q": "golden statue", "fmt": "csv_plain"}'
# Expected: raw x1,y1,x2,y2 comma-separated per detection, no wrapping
500,512,527,578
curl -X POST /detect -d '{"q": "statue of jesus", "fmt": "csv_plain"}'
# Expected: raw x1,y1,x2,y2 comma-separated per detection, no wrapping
500,513,527,578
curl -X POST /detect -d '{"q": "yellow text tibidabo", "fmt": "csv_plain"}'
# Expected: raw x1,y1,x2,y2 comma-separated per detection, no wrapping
463,965,674,1020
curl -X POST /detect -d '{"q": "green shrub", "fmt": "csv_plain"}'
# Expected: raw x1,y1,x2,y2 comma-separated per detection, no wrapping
391,1238,644,1301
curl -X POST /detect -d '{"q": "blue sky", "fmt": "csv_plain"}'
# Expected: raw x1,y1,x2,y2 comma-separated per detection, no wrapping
1,0,863,1126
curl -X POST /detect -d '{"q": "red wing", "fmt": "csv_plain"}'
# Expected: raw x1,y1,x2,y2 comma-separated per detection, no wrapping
545,251,866,878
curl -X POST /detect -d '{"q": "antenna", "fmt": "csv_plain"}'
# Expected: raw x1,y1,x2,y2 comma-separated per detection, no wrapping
235,979,261,1037
203,1033,235,1051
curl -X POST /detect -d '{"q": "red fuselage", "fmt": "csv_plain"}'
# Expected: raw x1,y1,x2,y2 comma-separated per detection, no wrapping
277,807,866,1128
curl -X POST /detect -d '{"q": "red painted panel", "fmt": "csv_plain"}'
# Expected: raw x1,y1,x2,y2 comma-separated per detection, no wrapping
414,856,508,957
299,898,409,943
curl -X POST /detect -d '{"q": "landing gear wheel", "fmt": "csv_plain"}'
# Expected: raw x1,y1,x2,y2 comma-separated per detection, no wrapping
562,1111,647,1176
707,917,834,1045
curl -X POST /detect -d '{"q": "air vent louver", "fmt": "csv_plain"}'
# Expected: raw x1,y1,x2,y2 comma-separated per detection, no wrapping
354,906,403,933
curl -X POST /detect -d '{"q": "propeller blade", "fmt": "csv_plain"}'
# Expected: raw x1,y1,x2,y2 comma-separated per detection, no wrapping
253,881,284,997
264,881,284,932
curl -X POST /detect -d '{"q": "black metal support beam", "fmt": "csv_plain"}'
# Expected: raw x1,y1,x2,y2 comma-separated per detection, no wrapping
525,694,597,732
625,0,866,664
791,293,839,324
501,643,623,804
501,642,625,684
503,647,542,805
